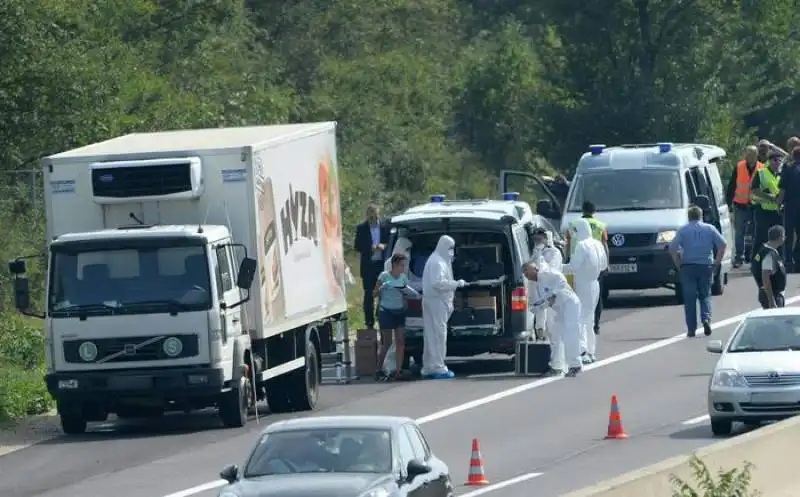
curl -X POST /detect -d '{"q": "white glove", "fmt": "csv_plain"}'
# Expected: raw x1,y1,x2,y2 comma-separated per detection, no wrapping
456,279,467,288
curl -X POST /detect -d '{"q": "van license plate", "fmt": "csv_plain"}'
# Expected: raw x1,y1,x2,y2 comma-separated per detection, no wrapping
608,264,637,273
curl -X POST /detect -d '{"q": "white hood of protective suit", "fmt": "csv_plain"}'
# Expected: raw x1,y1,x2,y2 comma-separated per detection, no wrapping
422,235,459,300
385,236,412,273
565,218,607,280
532,231,563,273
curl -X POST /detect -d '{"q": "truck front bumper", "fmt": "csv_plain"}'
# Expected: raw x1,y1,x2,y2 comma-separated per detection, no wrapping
46,366,226,401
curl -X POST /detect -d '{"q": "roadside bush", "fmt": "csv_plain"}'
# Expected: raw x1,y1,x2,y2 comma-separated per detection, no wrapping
0,313,52,423
670,454,759,497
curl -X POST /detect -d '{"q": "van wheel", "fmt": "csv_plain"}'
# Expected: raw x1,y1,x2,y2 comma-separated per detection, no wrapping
219,376,249,428
60,412,87,435
711,268,724,296
710,418,733,436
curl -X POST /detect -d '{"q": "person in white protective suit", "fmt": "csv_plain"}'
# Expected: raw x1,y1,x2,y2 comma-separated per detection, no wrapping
421,235,466,379
529,228,565,374
523,260,583,377
562,218,608,364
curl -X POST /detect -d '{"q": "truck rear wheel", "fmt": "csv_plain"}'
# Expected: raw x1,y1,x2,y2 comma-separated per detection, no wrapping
265,340,319,413
219,376,249,428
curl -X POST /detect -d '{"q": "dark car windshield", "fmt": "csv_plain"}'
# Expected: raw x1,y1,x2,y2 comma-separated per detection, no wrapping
567,169,683,212
244,428,392,477
49,242,212,317
728,316,800,352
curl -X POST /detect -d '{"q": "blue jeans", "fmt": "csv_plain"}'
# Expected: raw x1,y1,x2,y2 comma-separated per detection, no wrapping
733,203,753,261
680,264,713,334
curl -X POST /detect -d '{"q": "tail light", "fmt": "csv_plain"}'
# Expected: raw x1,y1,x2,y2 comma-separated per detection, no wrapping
511,286,527,311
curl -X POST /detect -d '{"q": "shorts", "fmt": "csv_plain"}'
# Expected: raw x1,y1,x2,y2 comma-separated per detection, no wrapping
378,308,406,330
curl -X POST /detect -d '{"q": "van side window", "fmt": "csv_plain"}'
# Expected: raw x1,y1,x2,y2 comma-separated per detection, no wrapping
215,246,233,293
706,164,726,207
516,226,531,261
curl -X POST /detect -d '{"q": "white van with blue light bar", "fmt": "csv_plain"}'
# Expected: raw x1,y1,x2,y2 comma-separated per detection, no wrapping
387,193,566,368
500,142,733,303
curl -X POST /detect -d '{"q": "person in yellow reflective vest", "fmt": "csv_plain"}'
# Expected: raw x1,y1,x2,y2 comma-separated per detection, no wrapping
751,151,783,257
565,202,609,353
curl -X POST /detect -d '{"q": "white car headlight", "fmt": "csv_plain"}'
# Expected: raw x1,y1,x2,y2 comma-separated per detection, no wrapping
657,230,677,244
162,337,183,357
78,341,98,362
712,369,748,388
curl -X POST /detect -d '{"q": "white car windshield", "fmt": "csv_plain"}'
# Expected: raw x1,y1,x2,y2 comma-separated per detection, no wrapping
728,316,800,352
567,170,683,212
49,242,212,316
244,428,393,476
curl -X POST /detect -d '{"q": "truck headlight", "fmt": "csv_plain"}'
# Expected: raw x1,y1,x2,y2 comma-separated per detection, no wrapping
163,337,183,357
711,369,748,388
657,230,677,243
78,341,98,362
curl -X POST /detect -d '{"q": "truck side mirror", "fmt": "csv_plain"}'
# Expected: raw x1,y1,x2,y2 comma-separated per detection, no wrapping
236,257,257,289
14,277,31,311
8,259,26,275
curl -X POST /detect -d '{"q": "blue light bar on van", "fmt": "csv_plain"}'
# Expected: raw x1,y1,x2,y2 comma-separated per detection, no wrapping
502,192,520,201
658,142,673,153
430,194,446,203
588,144,606,156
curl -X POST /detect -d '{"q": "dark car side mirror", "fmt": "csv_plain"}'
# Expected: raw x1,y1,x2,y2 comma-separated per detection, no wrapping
219,464,239,484
236,257,257,289
406,459,432,481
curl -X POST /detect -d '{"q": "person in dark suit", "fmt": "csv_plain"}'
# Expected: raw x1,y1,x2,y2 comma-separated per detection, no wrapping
354,204,390,328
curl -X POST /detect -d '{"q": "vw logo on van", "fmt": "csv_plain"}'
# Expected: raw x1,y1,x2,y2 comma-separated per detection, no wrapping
611,233,626,247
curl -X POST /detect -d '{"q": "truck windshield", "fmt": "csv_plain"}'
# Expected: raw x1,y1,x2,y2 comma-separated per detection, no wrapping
49,243,212,317
567,169,683,212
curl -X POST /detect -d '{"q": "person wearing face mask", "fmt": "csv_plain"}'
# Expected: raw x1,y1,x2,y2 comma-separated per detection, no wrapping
523,260,583,377
562,218,607,364
420,235,466,379
529,229,566,374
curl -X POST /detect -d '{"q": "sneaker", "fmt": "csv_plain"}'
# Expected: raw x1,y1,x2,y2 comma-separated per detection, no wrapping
703,320,712,336
565,367,582,378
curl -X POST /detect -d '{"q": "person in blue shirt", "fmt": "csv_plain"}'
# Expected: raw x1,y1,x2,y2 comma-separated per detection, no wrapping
669,205,727,337
373,253,419,380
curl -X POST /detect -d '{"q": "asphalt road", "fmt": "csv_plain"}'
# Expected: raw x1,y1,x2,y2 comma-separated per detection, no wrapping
0,270,791,497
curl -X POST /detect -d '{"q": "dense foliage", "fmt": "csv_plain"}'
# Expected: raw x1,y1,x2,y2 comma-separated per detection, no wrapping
671,455,760,496
2,0,799,422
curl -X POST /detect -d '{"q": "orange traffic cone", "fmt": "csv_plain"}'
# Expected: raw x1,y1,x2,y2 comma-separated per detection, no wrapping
605,395,628,439
465,438,489,485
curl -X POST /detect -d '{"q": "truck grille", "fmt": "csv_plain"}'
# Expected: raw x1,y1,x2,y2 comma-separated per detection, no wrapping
608,233,655,248
745,374,800,386
63,334,199,364
92,162,192,198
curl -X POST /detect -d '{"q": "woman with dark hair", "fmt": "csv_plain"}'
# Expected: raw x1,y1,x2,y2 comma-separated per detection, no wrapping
373,253,418,380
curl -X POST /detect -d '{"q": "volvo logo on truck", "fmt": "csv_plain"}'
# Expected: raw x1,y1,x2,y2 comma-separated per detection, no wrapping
280,184,319,253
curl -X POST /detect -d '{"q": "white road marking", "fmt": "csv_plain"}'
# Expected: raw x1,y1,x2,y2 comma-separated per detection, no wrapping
682,414,710,425
459,472,544,497
162,296,800,497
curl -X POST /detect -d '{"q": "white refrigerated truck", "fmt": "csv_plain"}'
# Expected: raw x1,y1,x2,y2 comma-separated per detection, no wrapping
9,122,349,434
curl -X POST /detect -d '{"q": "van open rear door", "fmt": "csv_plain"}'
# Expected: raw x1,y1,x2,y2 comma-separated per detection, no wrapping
499,170,564,231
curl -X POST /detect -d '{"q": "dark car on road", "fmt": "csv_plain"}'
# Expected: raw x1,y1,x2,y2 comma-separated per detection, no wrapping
217,415,453,497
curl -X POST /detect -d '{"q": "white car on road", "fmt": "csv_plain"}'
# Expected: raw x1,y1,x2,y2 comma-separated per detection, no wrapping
707,307,800,436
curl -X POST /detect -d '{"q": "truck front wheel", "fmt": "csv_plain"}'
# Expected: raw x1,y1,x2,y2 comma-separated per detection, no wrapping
219,375,249,428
